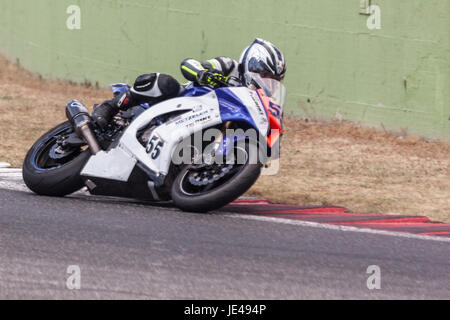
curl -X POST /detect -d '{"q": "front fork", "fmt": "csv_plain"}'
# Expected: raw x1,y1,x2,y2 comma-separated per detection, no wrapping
201,121,231,165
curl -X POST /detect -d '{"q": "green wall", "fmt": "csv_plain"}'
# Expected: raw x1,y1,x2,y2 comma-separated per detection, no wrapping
0,0,449,138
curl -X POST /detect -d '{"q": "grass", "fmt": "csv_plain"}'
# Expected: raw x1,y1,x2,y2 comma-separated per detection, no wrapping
0,55,449,222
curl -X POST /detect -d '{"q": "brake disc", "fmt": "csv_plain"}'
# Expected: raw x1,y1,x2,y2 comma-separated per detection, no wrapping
49,144,76,160
188,164,234,186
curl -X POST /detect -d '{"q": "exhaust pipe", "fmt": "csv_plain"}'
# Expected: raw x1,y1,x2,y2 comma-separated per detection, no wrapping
65,100,101,155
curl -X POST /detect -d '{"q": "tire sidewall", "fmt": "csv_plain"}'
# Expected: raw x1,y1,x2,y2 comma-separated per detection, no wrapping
22,121,91,196
171,142,262,212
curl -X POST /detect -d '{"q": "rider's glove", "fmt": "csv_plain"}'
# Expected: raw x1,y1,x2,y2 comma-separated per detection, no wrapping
197,70,229,87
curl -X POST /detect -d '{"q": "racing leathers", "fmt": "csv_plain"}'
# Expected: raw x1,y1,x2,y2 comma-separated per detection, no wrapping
92,57,241,130
180,57,241,87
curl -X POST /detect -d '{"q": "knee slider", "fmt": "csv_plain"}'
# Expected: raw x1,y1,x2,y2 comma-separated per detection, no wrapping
133,73,157,93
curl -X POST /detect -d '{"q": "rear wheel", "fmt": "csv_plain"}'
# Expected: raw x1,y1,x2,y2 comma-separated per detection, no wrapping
171,141,261,212
22,121,91,196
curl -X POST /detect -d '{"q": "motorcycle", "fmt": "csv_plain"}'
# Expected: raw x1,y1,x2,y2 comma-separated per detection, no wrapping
22,76,285,212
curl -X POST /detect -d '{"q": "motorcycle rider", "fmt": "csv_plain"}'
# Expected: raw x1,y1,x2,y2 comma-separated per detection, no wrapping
92,38,286,130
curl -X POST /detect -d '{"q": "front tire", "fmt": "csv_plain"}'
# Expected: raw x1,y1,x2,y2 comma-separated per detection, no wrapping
171,141,262,212
22,121,91,197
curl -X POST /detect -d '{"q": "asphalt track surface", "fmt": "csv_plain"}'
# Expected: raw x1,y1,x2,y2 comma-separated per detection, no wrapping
0,171,449,299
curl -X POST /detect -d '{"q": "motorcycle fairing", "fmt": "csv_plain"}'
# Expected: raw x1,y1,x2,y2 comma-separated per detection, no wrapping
109,83,129,96
217,87,269,137
81,86,270,184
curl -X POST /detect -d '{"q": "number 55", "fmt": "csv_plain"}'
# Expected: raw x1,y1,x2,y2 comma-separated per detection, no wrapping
146,136,164,160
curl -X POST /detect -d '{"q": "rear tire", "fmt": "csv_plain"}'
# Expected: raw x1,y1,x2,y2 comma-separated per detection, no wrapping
22,121,91,197
171,142,262,212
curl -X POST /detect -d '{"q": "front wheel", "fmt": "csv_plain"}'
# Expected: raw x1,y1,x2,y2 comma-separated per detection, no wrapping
22,121,91,197
171,141,262,212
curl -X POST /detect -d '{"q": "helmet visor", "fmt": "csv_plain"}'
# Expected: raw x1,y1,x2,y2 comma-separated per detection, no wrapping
250,72,286,108
247,56,284,81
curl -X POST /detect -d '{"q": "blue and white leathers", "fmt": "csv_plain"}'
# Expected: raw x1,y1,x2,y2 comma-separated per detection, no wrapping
80,83,270,184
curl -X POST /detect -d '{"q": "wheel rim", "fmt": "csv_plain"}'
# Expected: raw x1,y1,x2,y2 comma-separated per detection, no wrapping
178,145,249,196
32,126,84,171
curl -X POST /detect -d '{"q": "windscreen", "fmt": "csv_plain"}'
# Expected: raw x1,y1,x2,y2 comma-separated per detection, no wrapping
249,72,286,108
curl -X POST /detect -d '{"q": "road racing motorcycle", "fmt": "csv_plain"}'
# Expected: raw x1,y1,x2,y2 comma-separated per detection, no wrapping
22,77,285,212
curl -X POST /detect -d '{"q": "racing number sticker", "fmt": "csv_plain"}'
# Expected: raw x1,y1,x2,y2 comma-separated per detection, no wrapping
267,101,282,120
146,136,164,160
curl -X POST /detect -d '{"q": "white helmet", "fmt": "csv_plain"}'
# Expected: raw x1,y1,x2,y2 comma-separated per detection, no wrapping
239,38,286,88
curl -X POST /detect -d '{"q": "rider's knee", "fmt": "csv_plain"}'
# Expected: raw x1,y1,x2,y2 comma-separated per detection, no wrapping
158,74,182,97
131,73,181,104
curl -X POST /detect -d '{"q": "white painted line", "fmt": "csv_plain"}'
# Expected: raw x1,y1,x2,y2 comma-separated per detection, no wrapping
0,168,21,174
0,162,12,168
0,181,27,192
0,169,26,191
223,213,450,243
